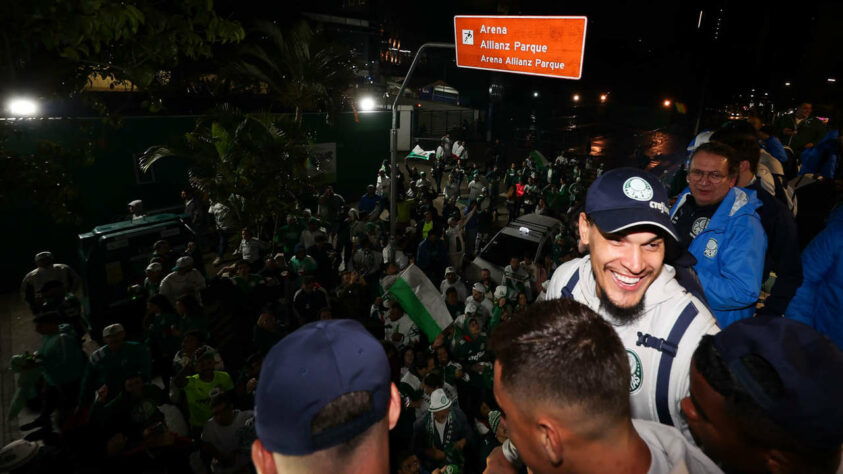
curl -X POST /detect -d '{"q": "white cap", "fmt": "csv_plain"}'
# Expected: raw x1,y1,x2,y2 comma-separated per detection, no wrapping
444,266,456,276
687,130,714,152
103,323,125,337
472,282,485,293
146,262,162,273
173,256,194,270
428,388,452,412
0,440,39,471
494,285,508,299
465,302,478,314
34,251,53,262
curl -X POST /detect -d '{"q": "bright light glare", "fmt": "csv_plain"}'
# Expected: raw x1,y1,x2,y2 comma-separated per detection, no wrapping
533,91,539,98
785,82,791,86
7,98,39,116
359,97,375,111
600,94,608,102
828,78,837,83
663,99,672,107
572,94,580,102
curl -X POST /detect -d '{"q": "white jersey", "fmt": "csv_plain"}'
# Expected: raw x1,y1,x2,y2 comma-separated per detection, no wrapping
440,278,468,301
384,313,420,350
633,419,723,474
546,256,719,442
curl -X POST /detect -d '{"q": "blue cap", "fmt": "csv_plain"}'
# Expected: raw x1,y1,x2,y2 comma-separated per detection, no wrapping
714,316,843,449
584,167,678,241
255,319,391,455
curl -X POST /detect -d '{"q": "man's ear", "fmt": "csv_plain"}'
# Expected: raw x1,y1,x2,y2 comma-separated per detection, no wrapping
537,417,564,467
251,439,277,474
578,212,590,244
388,383,402,430
680,397,699,423
764,449,794,474
740,160,751,174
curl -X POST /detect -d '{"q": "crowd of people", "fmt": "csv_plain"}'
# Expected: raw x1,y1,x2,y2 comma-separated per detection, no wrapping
5,103,843,474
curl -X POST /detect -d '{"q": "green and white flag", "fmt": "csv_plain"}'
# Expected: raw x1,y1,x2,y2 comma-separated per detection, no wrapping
406,145,435,161
386,264,453,340
530,149,549,172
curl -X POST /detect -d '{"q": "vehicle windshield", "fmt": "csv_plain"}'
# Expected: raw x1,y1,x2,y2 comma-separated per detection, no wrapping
480,232,539,268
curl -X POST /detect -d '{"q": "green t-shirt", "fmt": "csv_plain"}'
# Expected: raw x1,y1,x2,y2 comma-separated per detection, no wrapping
184,371,234,427
38,327,85,387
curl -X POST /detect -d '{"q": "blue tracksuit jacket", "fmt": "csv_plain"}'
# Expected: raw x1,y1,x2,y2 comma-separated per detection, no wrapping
671,187,767,327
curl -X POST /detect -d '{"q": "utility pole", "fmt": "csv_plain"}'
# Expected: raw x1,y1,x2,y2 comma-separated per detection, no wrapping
389,42,454,262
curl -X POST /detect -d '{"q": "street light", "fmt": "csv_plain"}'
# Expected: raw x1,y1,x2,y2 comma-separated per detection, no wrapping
572,94,580,102
6,97,39,116
533,91,539,98
785,82,791,87
600,94,608,103
359,97,376,111
663,99,672,108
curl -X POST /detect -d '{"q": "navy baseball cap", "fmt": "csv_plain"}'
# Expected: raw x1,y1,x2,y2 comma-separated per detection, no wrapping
714,316,843,449
584,167,678,241
255,319,391,455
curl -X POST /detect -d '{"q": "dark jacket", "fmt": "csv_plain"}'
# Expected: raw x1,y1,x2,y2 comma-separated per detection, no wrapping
747,180,802,316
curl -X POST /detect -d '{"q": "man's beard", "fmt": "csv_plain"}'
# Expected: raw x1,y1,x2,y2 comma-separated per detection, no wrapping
596,282,646,324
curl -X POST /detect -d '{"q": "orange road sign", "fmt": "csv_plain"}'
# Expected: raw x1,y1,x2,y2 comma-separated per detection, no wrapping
454,16,587,80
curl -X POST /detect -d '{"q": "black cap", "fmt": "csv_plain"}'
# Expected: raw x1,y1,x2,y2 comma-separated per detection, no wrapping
584,167,678,241
714,316,843,449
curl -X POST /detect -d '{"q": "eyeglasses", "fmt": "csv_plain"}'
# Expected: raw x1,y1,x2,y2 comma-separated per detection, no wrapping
688,169,728,184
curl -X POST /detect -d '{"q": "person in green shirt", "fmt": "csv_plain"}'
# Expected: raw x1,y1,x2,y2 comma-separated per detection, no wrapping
288,244,318,287
434,345,465,387
453,316,491,390
176,294,210,343
477,410,506,472
78,323,151,407
21,311,85,434
144,294,183,391
488,286,514,333
230,259,265,299
91,372,166,447
175,347,234,431
277,215,304,255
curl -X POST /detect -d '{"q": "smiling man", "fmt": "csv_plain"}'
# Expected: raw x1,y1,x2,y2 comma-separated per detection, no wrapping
545,167,718,440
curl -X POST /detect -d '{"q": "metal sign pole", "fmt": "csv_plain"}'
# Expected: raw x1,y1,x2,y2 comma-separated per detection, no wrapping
389,42,454,262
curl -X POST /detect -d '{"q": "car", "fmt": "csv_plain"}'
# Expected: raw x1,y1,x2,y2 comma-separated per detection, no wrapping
465,213,563,285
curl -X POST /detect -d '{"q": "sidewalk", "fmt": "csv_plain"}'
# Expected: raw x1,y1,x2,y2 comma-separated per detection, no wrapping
0,292,42,446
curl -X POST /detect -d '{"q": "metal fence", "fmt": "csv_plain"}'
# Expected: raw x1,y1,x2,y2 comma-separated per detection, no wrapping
415,109,482,139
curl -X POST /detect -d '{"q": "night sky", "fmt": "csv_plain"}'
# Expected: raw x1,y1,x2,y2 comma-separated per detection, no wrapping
276,0,843,111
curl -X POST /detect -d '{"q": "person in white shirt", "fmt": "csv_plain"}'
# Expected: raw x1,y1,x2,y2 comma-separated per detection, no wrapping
202,391,256,474
383,301,420,350
439,267,467,301
21,251,80,311
487,299,721,474
235,227,268,269
376,169,391,198
158,256,207,306
545,168,718,442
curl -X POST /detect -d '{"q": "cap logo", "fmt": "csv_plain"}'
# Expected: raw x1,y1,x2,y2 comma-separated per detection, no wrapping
627,350,643,393
704,238,719,258
623,177,654,201
440,395,448,404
